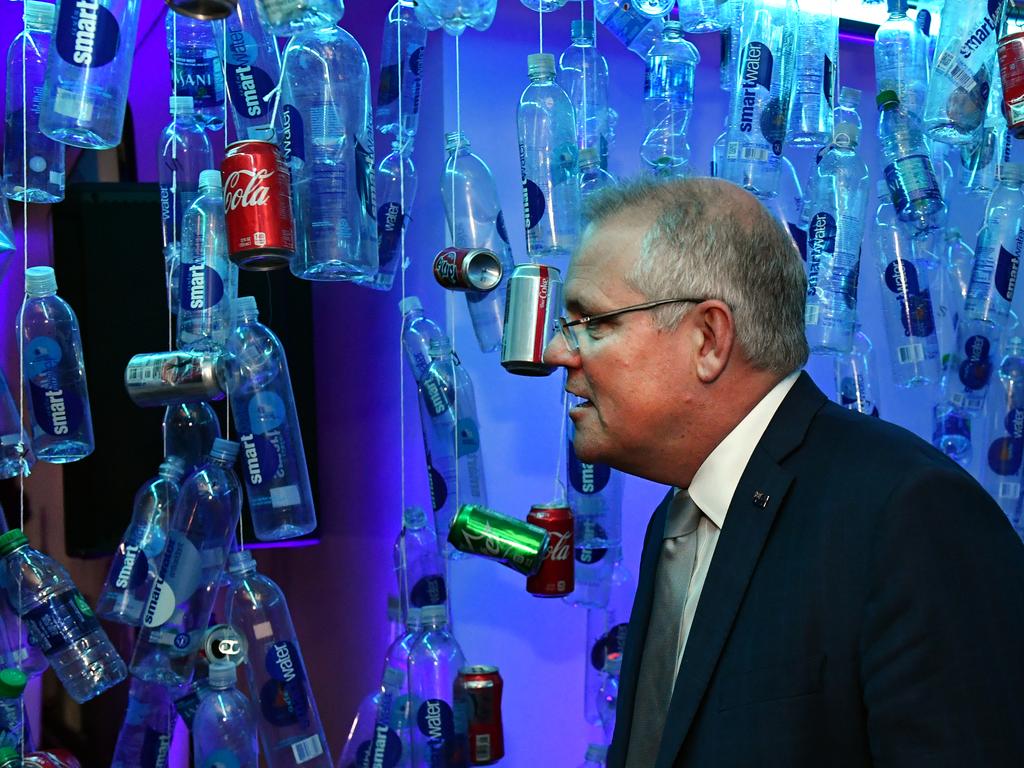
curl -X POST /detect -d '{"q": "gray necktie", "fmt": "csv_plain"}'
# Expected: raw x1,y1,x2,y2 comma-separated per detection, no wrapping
625,491,702,768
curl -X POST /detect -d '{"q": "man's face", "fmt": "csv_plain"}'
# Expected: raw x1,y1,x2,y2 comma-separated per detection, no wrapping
543,217,693,478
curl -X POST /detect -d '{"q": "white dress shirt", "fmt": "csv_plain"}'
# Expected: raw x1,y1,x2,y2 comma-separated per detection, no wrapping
670,371,800,677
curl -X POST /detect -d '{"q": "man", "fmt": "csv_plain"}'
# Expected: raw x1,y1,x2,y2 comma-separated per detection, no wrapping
542,177,1024,767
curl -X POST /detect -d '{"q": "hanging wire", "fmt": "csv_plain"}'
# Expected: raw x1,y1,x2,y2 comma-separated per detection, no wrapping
554,381,568,504
397,3,407,520
168,11,178,352
538,5,544,54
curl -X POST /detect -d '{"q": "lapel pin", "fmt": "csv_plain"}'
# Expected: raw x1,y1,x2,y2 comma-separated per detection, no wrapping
752,490,770,508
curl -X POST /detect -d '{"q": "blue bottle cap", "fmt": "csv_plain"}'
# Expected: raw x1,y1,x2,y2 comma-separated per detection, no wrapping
227,548,256,575
159,456,186,482
24,1,55,28
198,169,222,190
234,296,258,322
402,506,427,529
209,438,239,463
24,266,57,297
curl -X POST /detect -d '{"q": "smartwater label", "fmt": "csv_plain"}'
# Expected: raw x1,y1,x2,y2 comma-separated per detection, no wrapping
883,260,935,338
995,243,1020,302
56,0,120,68
417,698,455,766
354,727,400,768
958,334,993,390
224,29,275,122
988,408,1024,475
591,622,629,671
805,211,837,298
259,640,311,727
410,574,447,608
29,382,84,438
280,105,305,165
568,440,611,495
142,532,203,628
179,263,226,312
23,589,101,655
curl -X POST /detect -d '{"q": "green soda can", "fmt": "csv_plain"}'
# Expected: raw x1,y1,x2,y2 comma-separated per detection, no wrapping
448,504,550,576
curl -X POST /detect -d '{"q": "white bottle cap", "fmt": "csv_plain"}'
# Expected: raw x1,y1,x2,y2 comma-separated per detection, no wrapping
403,506,428,529
444,131,469,153
527,53,556,79
227,548,256,575
169,95,195,115
998,163,1024,184
1006,336,1024,357
199,169,222,190
579,147,600,167
159,456,186,482
234,295,259,321
399,295,422,315
570,18,595,40
420,604,447,625
839,86,860,104
209,438,239,463
24,1,55,28
663,20,683,35
24,266,57,297
207,662,236,689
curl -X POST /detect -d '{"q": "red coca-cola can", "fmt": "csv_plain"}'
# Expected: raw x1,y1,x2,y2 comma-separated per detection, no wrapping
432,247,503,292
455,665,504,765
526,503,574,597
221,139,295,271
1000,32,1024,138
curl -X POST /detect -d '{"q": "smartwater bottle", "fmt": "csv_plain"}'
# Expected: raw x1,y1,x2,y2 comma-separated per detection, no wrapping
39,0,141,149
980,336,1024,522
177,169,237,353
0,668,27,751
193,663,258,768
408,604,469,768
377,1,428,142
0,529,126,703
584,562,632,725
877,90,944,234
158,96,213,250
947,163,1024,412
371,142,416,293
165,11,224,132
640,21,699,178
924,0,999,146
221,296,316,541
418,339,487,557
873,0,930,121
719,0,745,93
225,550,331,766
835,328,880,418
722,0,799,198
131,439,242,686
0,368,34,480
395,506,448,621
596,655,620,743
254,0,344,36
339,665,408,768
219,1,280,141
18,266,94,463
163,400,221,475
400,297,446,382
517,53,580,267
874,181,941,386
282,26,378,282
415,0,495,35
803,88,870,356
789,0,837,147
111,677,175,768
558,19,613,168
962,72,1007,197
594,0,666,58
677,0,727,32
4,1,65,204
441,132,516,353
96,458,186,625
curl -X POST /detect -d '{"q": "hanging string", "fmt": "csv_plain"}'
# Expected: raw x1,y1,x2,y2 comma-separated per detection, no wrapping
168,11,178,352
538,7,544,54
553,381,568,504
397,3,407,520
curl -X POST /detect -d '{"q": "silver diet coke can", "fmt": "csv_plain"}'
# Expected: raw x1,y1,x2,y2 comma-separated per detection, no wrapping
433,247,504,292
500,263,563,376
124,351,224,407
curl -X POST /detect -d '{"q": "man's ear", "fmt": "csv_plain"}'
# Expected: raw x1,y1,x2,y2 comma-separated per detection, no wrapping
690,300,735,383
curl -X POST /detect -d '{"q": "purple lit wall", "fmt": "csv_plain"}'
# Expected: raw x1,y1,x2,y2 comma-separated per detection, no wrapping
0,1,1006,765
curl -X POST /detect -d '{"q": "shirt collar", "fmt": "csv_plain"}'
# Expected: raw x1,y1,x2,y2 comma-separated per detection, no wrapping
685,371,800,529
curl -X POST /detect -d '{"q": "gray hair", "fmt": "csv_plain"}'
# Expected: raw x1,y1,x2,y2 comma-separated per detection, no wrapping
582,176,809,376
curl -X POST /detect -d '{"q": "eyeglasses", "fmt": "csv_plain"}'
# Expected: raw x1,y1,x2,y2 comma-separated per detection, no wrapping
556,297,712,353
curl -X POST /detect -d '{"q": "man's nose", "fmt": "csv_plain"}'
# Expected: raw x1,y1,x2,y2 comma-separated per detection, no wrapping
542,330,575,368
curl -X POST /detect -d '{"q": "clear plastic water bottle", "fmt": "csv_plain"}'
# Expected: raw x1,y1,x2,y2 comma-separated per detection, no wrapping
165,11,224,132
400,297,446,383
0,605,45,682
0,529,126,703
441,131,516,353
0,368,34,480
282,26,378,282
834,326,881,416
558,19,613,169
789,1,838,147
219,1,281,141
0,668,27,751
130,439,242,686
946,227,977,307
722,0,799,198
111,676,175,768
923,0,999,146
377,607,422,765
395,507,447,620
979,336,1024,521
948,163,1024,412
417,339,487,557
158,96,213,251
594,0,667,58
517,53,580,267
415,0,495,35
579,147,617,202
926,257,962,380
220,296,316,541
579,744,608,768
177,169,237,354
596,655,620,743
584,562,632,725
192,663,258,768
38,0,140,149
640,21,699,178
877,90,944,233
873,0,930,122
677,0,728,33
961,72,1006,197
0,201,13,256
18,266,94,463
874,180,941,386
719,0,745,93
163,400,221,475
371,142,416,293
339,664,408,768
803,88,871,356
4,1,65,204
253,0,344,36
96,458,186,625
407,604,469,768
916,6,938,68
224,550,331,766
377,1,428,142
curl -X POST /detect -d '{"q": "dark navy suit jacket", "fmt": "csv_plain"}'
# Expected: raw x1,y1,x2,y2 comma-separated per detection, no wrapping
608,372,1024,767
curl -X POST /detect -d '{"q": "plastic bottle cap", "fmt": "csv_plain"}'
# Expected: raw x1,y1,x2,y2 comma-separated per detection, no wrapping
946,227,961,240
998,163,1024,184
833,122,859,148
0,669,26,698
428,338,452,358
663,20,683,35
399,295,422,315
207,662,236,689
407,607,422,629
209,438,240,463
444,131,469,153
0,747,18,767
227,549,256,575
579,147,600,167
24,266,57,297
571,18,595,40
159,456,186,482
24,1,55,28
420,604,447,625
383,665,405,689
403,506,428,529
169,95,195,114
876,179,890,198
198,169,222,190
840,86,861,104
0,530,28,558
1007,336,1024,356
527,53,556,79
234,295,259,321
875,89,899,109
887,0,907,13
